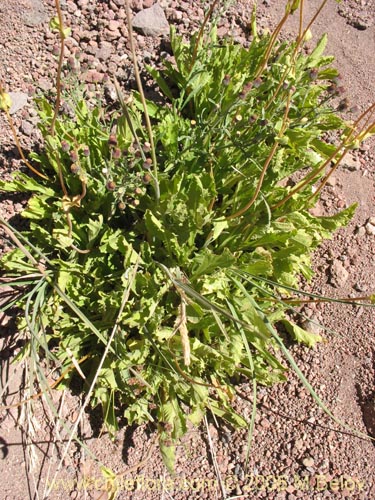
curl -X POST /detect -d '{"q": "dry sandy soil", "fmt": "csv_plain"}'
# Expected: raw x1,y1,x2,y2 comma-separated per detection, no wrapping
0,1,375,499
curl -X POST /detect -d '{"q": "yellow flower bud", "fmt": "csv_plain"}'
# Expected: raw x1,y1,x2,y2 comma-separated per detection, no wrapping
0,92,12,112
303,29,312,42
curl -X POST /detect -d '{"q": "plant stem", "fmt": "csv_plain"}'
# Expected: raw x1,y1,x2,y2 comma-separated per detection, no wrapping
272,102,375,210
188,0,220,74
50,0,66,136
125,0,160,202
227,91,293,219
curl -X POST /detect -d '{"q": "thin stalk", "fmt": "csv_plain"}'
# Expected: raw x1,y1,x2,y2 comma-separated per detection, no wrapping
272,103,375,210
259,295,375,305
45,260,140,498
299,0,329,46
311,117,375,200
0,83,47,180
227,91,293,220
0,222,45,273
188,0,221,74
125,0,159,202
266,0,328,110
297,0,305,43
254,4,293,79
50,0,66,136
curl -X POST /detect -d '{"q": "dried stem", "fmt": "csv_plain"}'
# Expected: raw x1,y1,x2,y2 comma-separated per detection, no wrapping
125,0,160,202
272,103,375,210
50,0,66,136
0,82,47,179
227,91,293,220
188,0,221,74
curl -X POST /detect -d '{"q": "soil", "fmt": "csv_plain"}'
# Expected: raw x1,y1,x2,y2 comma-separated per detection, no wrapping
1,1,375,499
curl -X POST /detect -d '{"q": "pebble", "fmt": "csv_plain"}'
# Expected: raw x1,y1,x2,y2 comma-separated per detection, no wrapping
341,152,361,171
20,120,34,136
8,91,29,115
329,259,349,288
301,317,323,336
365,218,375,235
132,3,170,36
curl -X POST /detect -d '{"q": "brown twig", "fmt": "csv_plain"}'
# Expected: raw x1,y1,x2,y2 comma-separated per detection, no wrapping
188,0,221,74
0,83,48,180
0,355,90,411
125,0,160,201
226,91,293,220
50,0,66,136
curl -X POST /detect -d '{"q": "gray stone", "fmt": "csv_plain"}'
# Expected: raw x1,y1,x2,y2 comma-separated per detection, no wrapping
365,221,375,236
329,259,349,288
8,92,28,115
132,3,169,37
20,120,34,136
341,152,361,171
22,0,49,27
95,42,113,62
301,317,323,336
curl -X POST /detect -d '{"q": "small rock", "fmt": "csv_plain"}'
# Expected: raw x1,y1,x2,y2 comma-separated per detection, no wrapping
84,70,105,83
22,0,49,27
326,176,337,187
294,439,304,451
8,92,28,115
329,259,349,288
356,226,366,237
365,222,375,235
301,317,323,336
302,456,315,467
20,120,34,136
260,418,271,429
108,19,121,31
341,152,361,171
309,203,324,217
132,3,169,37
95,42,113,61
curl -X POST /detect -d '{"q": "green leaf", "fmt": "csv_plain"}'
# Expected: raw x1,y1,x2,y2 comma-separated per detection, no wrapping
306,34,328,68
281,319,322,347
191,248,236,279
146,65,174,101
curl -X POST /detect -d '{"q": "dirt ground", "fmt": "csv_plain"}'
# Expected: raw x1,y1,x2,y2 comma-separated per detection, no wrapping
0,1,375,499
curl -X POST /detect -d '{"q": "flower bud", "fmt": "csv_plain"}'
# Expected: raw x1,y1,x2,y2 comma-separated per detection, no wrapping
70,164,80,174
303,28,312,42
61,140,70,152
108,134,118,146
70,150,79,162
253,77,263,88
142,142,151,153
106,180,116,191
118,201,126,210
134,187,143,195
143,158,152,170
143,173,152,184
82,145,90,157
112,147,121,159
222,74,231,86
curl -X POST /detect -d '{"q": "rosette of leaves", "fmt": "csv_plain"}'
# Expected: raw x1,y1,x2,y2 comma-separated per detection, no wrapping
0,13,365,470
